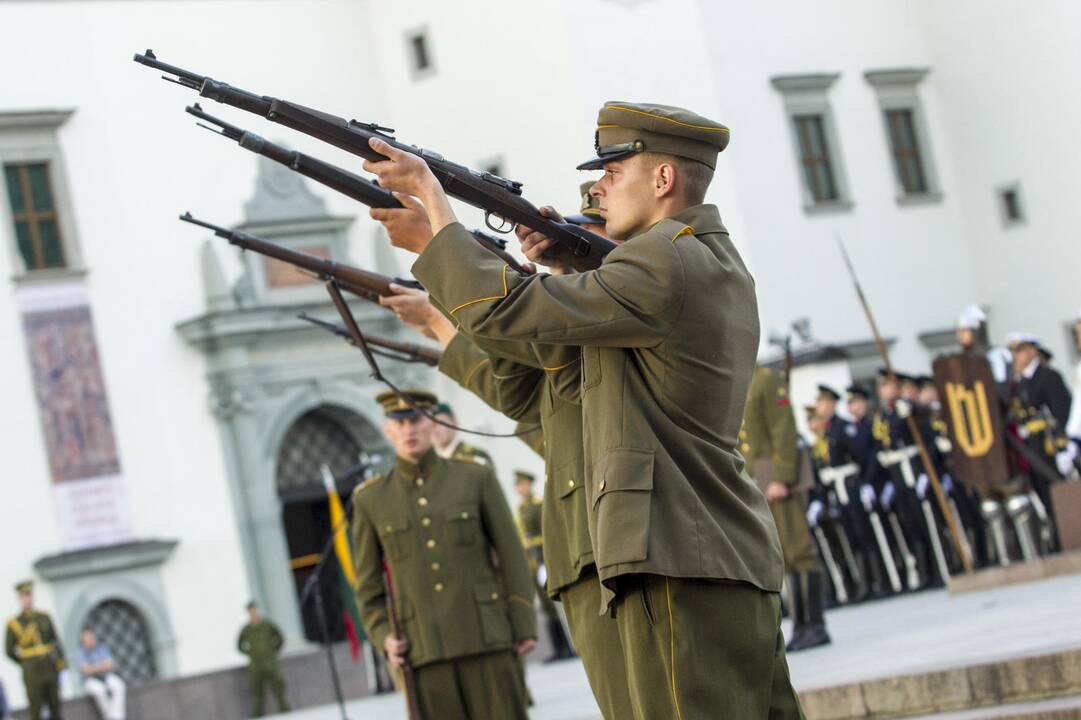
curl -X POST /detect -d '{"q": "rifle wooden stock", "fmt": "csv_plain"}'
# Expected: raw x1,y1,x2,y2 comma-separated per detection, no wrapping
137,50,615,271
188,104,535,276
382,568,422,720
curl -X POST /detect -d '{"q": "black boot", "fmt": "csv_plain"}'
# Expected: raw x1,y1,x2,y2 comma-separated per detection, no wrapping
784,573,804,652
788,570,831,652
544,618,576,662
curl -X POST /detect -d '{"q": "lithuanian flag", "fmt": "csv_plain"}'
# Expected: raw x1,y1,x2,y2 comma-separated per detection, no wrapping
321,464,364,661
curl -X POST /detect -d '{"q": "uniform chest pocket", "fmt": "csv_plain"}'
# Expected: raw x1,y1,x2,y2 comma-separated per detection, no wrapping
377,517,412,561
445,507,479,546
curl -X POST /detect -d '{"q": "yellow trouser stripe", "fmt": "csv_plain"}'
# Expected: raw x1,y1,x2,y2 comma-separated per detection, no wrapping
665,578,684,720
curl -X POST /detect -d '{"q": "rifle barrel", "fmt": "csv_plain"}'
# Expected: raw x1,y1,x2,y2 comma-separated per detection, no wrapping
137,51,614,269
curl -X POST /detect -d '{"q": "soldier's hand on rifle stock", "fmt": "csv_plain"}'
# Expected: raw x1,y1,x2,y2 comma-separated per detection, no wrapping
380,284,457,346
513,639,537,657
364,138,458,248
384,634,411,668
370,193,433,251
516,207,576,276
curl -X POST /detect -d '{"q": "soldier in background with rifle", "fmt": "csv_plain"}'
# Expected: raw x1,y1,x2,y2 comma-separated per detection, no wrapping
350,390,536,720
741,367,831,651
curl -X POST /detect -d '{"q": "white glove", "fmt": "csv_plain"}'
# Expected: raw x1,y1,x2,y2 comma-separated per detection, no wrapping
860,484,877,512
1056,442,1079,476
917,473,930,500
806,500,824,527
895,399,912,419
536,563,548,588
935,435,952,454
942,473,955,495
881,481,896,511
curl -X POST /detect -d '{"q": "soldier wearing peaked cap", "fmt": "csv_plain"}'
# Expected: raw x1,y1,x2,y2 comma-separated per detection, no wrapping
565,180,607,228
364,100,804,717
6,581,65,720
351,389,537,719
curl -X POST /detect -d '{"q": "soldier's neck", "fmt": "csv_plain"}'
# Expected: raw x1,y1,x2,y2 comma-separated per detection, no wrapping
396,448,437,476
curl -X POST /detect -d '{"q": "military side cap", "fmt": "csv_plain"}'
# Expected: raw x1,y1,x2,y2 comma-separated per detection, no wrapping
514,470,535,484
565,180,605,226
434,402,454,417
956,303,987,330
577,101,730,171
817,384,840,401
14,580,32,594
846,385,870,400
377,389,438,419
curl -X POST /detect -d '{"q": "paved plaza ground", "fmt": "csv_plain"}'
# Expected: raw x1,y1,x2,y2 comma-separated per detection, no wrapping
271,573,1081,719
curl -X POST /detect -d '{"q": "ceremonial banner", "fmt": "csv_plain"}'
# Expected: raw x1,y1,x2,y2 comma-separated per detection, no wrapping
18,280,134,549
932,353,1010,497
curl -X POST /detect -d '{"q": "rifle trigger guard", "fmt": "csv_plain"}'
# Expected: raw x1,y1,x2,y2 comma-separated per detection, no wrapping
484,212,516,235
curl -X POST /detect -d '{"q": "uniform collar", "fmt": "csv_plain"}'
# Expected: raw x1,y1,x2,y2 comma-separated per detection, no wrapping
1022,357,1041,379
434,439,459,460
667,204,727,236
395,448,438,480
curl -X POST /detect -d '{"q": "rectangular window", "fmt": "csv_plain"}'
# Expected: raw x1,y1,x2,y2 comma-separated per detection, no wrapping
5,162,66,270
793,115,839,203
885,109,928,195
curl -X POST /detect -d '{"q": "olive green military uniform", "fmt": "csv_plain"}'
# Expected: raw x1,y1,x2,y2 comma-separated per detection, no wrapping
742,367,830,652
438,334,634,718
518,495,561,616
6,606,65,720
415,102,803,718
237,618,289,716
741,367,818,572
351,443,536,720
444,439,495,467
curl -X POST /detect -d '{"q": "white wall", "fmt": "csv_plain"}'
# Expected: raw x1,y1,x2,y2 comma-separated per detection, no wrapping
916,0,1081,362
0,0,398,702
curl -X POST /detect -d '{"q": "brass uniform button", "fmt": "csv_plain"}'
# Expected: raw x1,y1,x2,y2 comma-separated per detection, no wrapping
568,480,575,488
426,539,436,549
490,592,499,600
460,511,469,519
421,517,431,527
599,480,606,491
415,477,425,487
418,497,428,507
435,583,444,592
431,562,441,571
741,443,750,453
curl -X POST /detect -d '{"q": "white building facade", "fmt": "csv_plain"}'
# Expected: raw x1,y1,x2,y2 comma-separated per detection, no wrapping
1,0,1077,707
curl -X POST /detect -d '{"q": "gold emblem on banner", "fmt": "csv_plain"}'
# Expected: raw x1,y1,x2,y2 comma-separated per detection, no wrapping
945,381,994,457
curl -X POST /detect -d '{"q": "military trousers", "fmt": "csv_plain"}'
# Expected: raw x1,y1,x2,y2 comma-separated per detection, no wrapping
414,650,527,720
770,494,819,573
248,664,289,717
613,574,805,719
24,669,62,720
560,571,635,720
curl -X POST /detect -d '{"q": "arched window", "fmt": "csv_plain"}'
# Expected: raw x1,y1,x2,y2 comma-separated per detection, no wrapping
275,405,387,643
84,599,157,684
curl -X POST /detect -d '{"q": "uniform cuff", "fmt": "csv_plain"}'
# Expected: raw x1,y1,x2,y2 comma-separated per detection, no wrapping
437,332,486,385
507,595,538,643
413,223,509,317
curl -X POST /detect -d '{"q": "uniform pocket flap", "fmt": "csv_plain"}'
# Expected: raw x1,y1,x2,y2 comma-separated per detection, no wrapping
594,449,655,508
556,466,584,499
473,585,504,604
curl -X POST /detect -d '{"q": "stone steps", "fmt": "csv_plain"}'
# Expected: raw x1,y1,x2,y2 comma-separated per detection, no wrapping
800,649,1081,719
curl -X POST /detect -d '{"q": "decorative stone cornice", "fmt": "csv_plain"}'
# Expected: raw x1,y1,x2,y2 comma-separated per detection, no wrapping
770,73,840,93
864,67,931,87
35,539,178,581
0,109,75,131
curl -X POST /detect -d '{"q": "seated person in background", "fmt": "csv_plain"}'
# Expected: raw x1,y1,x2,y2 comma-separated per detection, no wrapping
78,629,126,720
